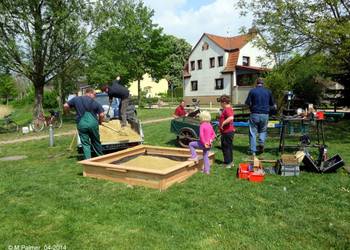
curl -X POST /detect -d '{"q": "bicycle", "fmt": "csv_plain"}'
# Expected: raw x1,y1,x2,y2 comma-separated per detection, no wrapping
0,114,19,133
31,110,63,132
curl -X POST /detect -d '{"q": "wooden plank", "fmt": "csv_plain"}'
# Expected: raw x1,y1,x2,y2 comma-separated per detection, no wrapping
79,145,145,164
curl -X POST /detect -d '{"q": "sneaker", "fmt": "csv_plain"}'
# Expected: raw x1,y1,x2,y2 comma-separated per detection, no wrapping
224,164,232,169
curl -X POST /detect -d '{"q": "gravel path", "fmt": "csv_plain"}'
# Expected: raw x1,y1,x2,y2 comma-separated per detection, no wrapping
0,117,173,145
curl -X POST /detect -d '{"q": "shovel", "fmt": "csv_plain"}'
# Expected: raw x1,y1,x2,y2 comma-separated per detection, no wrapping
101,123,128,136
105,99,112,122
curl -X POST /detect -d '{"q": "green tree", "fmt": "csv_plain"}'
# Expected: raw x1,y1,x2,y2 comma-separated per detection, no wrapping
265,54,327,110
0,74,18,105
87,1,191,105
161,35,192,87
0,0,118,117
238,0,350,102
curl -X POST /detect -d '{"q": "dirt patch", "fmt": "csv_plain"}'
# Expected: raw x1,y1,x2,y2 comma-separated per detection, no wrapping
0,105,12,117
0,155,28,161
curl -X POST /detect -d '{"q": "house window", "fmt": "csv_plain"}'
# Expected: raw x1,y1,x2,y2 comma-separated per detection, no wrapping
197,60,202,70
202,42,209,50
218,56,223,67
190,61,195,71
243,56,250,66
215,78,224,90
191,81,198,91
210,57,215,68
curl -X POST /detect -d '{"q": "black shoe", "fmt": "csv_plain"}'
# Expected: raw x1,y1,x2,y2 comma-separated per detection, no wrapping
257,145,264,154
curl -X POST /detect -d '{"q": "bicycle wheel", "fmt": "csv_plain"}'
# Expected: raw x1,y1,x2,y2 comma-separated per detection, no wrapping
4,121,19,132
32,119,45,132
52,116,63,129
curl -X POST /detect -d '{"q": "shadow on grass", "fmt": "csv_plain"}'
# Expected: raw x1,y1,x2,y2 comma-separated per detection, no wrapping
165,139,178,147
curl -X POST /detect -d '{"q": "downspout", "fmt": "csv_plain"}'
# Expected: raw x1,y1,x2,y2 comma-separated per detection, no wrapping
230,72,233,104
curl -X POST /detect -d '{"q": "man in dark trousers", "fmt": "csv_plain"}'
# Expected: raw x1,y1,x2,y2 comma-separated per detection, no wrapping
101,76,130,127
245,78,275,155
64,88,105,159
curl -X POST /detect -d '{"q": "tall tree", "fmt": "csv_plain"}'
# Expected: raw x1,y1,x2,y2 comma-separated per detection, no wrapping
87,1,191,105
238,0,350,101
160,35,192,87
0,0,118,116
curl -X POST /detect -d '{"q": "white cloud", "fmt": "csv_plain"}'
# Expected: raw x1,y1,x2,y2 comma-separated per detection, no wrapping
143,0,252,46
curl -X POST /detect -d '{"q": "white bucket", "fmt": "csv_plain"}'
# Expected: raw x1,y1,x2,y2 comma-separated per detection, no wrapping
22,126,29,134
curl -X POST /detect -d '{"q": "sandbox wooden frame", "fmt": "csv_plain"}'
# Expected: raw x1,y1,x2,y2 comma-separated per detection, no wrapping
79,145,215,190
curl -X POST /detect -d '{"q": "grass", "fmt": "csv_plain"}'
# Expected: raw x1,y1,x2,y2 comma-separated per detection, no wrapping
0,115,349,249
137,107,173,121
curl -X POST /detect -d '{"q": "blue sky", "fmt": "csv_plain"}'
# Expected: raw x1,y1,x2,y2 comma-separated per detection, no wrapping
143,0,252,46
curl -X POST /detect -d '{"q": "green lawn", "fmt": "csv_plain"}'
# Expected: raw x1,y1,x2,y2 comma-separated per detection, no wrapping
137,107,173,121
0,119,349,249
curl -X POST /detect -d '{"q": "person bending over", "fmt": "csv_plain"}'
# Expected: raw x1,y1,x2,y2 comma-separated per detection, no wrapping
101,76,130,127
64,88,105,159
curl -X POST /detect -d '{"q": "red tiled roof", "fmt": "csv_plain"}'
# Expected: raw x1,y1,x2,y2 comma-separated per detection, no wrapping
222,50,240,73
205,33,255,51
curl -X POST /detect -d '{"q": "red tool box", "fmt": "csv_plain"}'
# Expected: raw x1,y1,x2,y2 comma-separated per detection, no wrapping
238,163,265,182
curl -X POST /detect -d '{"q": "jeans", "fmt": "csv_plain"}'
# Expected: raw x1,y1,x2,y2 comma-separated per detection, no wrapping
119,97,129,127
189,141,210,173
249,113,269,153
221,132,234,164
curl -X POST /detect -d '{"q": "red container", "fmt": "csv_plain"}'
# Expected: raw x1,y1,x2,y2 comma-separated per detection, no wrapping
238,163,251,179
248,172,265,182
316,111,325,120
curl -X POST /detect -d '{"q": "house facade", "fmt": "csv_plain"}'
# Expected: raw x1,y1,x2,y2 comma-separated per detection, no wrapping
129,73,168,98
183,31,274,105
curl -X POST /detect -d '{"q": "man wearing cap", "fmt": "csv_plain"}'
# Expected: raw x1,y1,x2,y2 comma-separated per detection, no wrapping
245,78,275,155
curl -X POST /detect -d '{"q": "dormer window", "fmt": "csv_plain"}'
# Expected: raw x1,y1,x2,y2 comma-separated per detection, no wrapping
243,56,250,66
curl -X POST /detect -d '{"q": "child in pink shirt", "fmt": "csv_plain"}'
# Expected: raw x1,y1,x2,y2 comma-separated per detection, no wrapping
188,111,216,174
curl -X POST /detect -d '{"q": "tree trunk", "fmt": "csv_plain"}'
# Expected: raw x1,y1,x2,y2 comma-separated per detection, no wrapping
137,79,141,106
33,84,44,118
58,79,63,113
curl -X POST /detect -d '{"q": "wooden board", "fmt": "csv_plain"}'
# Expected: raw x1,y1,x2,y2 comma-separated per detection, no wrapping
79,145,215,190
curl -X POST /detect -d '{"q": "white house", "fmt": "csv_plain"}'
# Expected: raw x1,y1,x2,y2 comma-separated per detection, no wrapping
183,30,274,105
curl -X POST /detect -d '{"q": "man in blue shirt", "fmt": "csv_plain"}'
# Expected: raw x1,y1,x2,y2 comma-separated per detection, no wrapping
245,78,275,155
64,88,105,159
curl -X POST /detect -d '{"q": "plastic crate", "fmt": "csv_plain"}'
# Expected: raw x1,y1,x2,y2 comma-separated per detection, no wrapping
248,172,265,182
238,163,251,179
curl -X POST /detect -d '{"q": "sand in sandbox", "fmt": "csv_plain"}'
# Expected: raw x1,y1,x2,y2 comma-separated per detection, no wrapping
117,155,182,170
99,120,141,143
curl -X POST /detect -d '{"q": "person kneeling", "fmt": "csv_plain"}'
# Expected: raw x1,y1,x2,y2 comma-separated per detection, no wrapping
188,111,216,174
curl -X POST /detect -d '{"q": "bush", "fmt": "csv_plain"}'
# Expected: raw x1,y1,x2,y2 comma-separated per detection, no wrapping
167,87,183,98
11,87,34,108
43,91,59,109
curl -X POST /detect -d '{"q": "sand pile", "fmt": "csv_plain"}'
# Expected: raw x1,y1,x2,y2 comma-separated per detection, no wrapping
99,120,141,143
120,155,181,170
